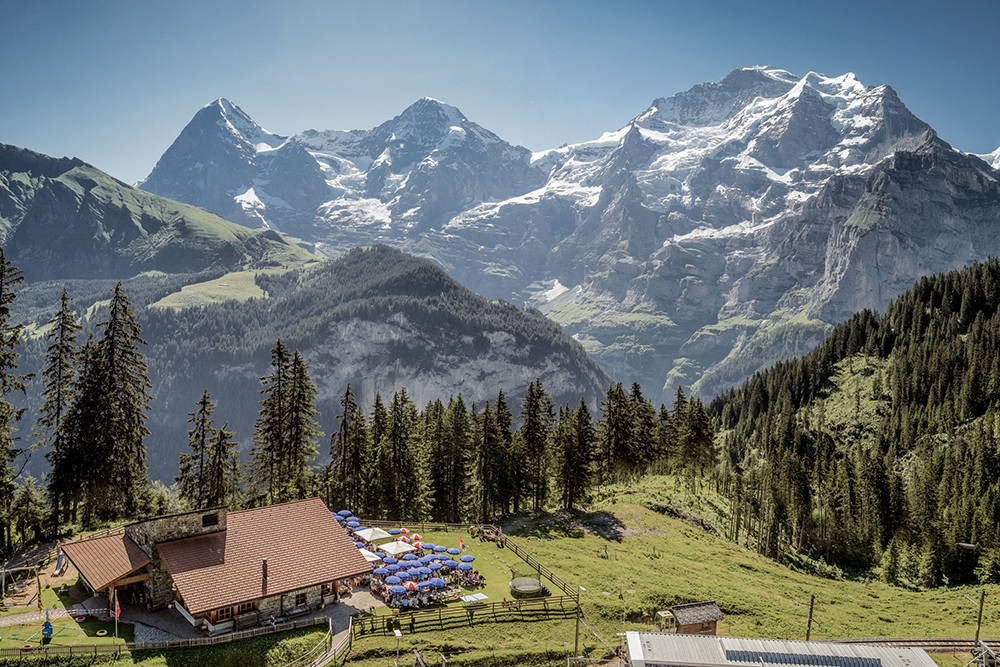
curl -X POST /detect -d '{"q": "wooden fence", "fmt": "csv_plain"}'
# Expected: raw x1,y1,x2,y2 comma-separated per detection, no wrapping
499,534,579,601
0,615,329,661
352,595,579,639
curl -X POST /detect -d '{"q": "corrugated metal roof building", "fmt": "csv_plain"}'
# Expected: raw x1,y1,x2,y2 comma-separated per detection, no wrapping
623,633,937,667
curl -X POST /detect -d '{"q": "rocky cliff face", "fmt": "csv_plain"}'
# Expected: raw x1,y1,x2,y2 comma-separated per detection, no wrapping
140,69,1000,401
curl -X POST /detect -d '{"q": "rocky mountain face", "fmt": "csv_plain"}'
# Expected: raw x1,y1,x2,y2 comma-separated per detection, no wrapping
140,69,1000,401
0,143,315,280
141,97,545,240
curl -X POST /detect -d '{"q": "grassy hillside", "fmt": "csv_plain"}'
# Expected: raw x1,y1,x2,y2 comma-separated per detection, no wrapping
0,143,316,281
344,479,999,665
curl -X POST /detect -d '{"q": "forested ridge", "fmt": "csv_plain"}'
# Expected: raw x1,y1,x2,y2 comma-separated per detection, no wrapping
13,246,608,480
709,258,1000,585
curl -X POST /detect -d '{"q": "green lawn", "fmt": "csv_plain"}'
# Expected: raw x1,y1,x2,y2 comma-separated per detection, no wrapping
0,626,327,667
149,269,271,309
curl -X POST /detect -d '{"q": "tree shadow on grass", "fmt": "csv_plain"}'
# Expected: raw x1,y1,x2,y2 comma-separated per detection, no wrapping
506,510,625,542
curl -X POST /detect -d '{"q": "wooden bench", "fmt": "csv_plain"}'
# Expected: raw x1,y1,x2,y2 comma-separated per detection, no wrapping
234,610,260,630
284,606,310,619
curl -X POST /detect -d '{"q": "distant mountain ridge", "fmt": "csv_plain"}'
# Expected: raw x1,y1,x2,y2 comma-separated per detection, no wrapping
0,142,315,281
140,68,1000,402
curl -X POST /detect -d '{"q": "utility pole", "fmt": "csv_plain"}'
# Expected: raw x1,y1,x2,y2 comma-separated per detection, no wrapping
976,590,986,644
806,595,815,641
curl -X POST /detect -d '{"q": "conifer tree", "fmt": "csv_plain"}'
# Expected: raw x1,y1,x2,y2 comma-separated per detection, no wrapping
329,385,371,514
250,340,292,504
93,283,151,520
0,251,28,552
596,382,634,483
280,351,321,501
629,383,658,466
494,390,518,514
61,337,102,526
442,396,472,523
556,400,594,511
36,289,80,533
177,390,217,509
520,378,553,512
203,422,241,508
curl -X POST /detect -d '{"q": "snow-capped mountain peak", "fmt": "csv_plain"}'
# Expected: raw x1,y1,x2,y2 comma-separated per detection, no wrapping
201,97,285,151
977,146,1000,169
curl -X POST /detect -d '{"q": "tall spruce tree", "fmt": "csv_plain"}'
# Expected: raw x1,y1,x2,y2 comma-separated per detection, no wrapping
520,379,553,512
329,385,371,515
280,352,321,501
203,422,241,508
93,282,151,520
596,382,634,483
250,340,292,504
176,390,217,509
62,337,101,526
0,251,28,552
556,400,594,511
36,289,80,533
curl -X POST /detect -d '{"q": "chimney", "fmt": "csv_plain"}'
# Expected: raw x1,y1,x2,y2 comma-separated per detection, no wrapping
261,558,269,597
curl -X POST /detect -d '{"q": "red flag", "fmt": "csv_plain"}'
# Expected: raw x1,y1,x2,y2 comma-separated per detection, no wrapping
459,537,465,550
113,591,121,618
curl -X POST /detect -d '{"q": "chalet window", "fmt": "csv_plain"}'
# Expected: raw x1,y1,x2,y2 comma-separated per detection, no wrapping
237,602,257,614
216,606,234,621
700,622,711,631
202,513,219,528
295,592,308,607
321,583,334,596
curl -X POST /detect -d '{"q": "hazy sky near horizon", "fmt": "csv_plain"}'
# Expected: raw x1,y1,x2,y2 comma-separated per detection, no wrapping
3,0,999,183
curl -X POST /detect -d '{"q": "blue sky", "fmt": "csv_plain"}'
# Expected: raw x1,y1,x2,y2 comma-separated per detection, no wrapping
3,0,999,184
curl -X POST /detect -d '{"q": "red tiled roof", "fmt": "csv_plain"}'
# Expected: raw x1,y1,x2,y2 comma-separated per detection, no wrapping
157,497,368,615
62,533,151,592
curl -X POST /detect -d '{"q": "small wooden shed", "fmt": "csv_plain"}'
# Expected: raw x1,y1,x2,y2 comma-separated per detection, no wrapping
660,600,724,635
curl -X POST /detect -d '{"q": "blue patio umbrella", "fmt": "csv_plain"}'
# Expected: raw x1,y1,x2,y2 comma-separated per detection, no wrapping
385,576,402,585
447,547,461,555
354,541,365,548
443,559,459,567
337,510,352,516
383,557,398,564
386,564,402,572
389,585,406,595
399,572,413,581
429,577,446,588
417,567,432,575
418,555,435,564
334,514,346,522
347,519,361,526
433,545,448,553
460,555,475,562
421,543,435,550
388,528,401,535
457,563,473,571
401,553,418,561
418,580,434,588
373,568,390,575
428,562,442,571
407,568,423,577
